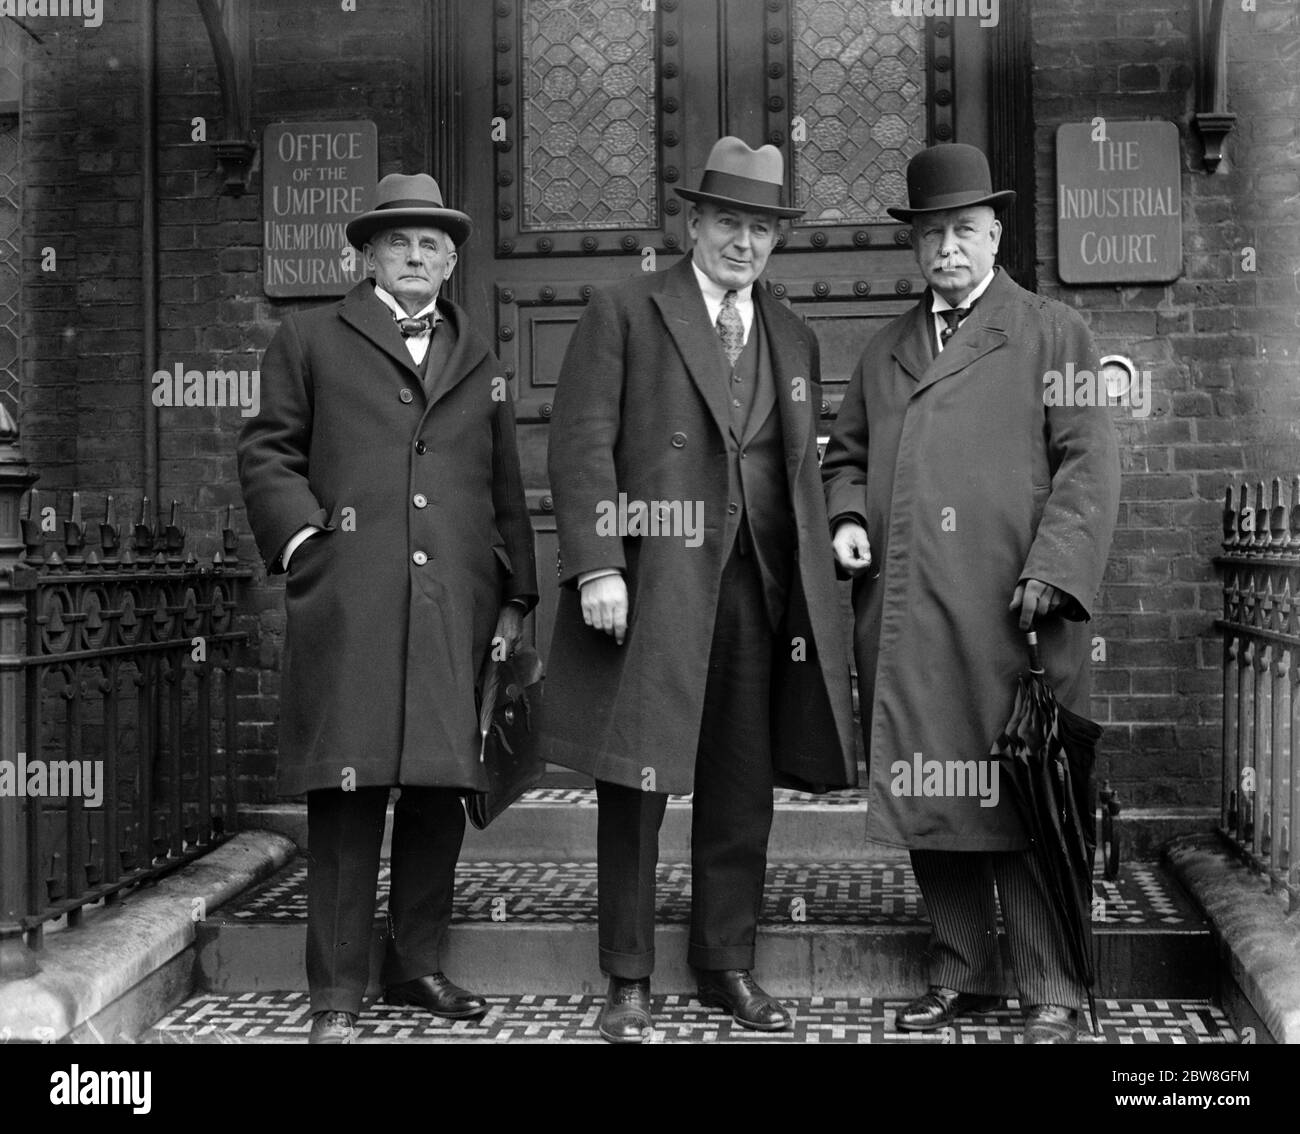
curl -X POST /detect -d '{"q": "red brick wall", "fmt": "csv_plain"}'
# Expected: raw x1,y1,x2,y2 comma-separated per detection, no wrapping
20,0,431,801
1032,0,1300,808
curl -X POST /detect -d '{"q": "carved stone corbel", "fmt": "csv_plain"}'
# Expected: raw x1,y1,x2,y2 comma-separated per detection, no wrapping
197,0,257,195
1194,0,1236,172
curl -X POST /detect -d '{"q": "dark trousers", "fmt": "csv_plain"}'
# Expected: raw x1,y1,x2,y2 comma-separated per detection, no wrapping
597,547,777,979
910,848,1085,1010
306,784,466,1015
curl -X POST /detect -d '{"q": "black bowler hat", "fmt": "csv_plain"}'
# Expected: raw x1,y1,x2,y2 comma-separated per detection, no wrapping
345,172,473,249
674,136,805,219
886,143,1016,222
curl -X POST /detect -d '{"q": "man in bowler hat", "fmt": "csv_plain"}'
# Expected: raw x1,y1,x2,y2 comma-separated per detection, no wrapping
541,138,856,1043
822,143,1119,1042
238,173,537,1043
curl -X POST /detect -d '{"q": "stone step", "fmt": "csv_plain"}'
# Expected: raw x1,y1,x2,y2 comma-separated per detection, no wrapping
146,990,1238,1044
196,858,1214,999
239,792,1216,864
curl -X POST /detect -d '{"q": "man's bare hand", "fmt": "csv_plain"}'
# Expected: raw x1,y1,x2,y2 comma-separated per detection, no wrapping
581,574,629,645
1010,578,1062,631
492,604,524,659
832,521,873,578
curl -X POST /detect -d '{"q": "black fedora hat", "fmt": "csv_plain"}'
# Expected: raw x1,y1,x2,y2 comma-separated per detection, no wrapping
886,143,1015,222
675,136,805,219
345,172,473,249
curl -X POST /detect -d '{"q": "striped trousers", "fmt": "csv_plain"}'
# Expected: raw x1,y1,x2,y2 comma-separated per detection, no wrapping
910,848,1085,1010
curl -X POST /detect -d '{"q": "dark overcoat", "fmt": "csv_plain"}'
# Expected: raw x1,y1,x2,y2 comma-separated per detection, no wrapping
539,256,856,796
237,280,538,796
822,268,1120,851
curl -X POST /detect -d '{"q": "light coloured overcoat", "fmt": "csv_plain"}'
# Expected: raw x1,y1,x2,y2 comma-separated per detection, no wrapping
823,268,1120,849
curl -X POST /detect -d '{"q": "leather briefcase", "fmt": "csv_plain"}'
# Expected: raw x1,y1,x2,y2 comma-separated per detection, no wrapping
465,645,545,830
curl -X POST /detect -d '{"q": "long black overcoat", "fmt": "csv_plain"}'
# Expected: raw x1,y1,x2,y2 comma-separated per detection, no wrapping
539,257,856,796
238,281,538,796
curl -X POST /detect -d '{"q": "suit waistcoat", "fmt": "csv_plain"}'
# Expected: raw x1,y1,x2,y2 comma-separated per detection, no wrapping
714,303,792,630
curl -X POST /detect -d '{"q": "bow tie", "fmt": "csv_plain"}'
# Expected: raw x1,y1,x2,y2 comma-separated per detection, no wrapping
397,315,433,338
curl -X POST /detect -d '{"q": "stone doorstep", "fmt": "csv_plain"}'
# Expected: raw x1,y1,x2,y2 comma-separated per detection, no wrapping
0,831,296,1043
239,798,1218,863
0,819,1229,1043
1166,834,1300,1045
195,917,1215,1001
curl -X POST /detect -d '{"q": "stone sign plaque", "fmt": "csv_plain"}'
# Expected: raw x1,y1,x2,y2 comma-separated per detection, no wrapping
262,120,377,298
1056,120,1183,285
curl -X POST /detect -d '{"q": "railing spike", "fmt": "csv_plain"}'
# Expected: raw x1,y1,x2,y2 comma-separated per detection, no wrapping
1270,476,1289,552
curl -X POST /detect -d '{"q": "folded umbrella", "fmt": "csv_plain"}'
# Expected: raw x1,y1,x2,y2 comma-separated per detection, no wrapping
991,629,1103,1034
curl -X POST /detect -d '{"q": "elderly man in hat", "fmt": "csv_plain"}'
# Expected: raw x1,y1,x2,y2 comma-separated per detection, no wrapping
238,173,537,1044
541,137,856,1043
822,143,1119,1043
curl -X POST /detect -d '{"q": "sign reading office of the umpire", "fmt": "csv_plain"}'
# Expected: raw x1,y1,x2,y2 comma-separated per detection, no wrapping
262,120,377,298
1056,120,1182,285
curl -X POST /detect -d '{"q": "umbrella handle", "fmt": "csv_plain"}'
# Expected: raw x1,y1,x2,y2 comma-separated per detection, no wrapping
1026,630,1045,674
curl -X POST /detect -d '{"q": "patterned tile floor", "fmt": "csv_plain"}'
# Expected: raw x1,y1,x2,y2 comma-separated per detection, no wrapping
523,787,874,807
148,991,1236,1044
228,858,1201,929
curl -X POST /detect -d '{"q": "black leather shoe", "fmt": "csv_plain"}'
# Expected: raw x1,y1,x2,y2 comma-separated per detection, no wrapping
309,1010,356,1044
598,977,654,1044
895,986,1003,1032
697,969,790,1031
382,972,488,1019
1023,1004,1078,1044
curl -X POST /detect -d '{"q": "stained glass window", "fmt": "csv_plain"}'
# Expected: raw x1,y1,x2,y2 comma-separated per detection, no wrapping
791,0,927,224
520,0,659,231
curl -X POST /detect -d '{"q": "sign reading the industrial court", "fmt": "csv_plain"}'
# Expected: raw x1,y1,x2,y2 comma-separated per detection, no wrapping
1056,119,1182,285
262,120,378,298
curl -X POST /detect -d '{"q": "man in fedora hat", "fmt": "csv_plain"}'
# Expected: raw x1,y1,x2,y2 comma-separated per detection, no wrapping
238,172,537,1043
822,143,1119,1043
541,137,856,1042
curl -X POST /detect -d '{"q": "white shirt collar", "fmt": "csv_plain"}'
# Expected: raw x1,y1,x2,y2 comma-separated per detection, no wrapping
373,284,442,326
930,267,997,313
691,257,753,308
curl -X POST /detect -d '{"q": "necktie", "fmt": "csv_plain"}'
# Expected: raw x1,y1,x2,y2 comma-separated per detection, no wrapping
937,303,973,348
398,315,432,338
716,290,744,368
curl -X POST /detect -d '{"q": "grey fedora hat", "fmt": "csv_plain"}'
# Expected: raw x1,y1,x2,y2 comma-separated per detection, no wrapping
674,136,805,219
345,172,473,249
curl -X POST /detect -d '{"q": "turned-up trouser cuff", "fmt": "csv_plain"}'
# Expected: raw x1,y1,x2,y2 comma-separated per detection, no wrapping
597,546,777,979
306,784,466,1015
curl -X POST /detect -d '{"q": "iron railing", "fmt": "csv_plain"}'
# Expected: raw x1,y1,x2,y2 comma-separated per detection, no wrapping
0,410,250,976
1215,477,1299,913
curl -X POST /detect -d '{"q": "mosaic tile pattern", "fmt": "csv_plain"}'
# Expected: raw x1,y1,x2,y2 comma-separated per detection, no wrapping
148,991,1237,1045
522,787,874,806
227,858,1201,929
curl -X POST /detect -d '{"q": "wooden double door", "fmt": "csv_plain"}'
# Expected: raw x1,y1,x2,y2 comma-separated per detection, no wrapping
442,0,1032,656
